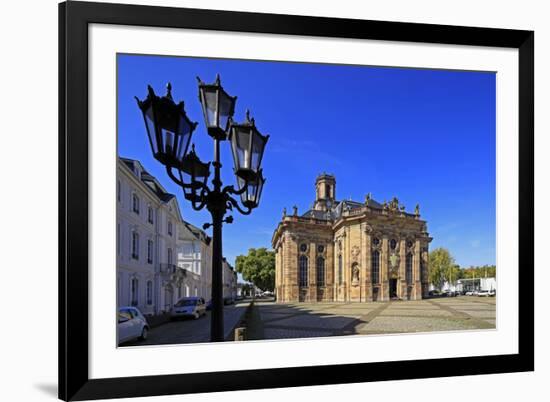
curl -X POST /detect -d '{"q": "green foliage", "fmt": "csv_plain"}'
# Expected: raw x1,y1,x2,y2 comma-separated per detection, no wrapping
429,248,456,290
462,265,496,279
235,247,275,292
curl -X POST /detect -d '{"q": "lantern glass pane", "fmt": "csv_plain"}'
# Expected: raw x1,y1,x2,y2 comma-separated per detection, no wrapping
218,92,234,131
203,87,218,127
144,106,158,154
236,128,251,170
256,175,265,205
175,115,192,162
162,128,175,156
250,131,266,173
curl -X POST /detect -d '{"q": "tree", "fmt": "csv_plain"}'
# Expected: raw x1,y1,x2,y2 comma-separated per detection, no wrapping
235,248,275,292
429,248,455,290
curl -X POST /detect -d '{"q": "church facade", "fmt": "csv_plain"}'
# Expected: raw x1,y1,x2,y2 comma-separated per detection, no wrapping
272,174,432,303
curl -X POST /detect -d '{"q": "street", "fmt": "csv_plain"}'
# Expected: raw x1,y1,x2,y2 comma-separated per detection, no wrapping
248,296,496,340
123,301,250,346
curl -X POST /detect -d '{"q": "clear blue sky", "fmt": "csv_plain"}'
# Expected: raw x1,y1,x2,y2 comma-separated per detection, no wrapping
118,54,496,271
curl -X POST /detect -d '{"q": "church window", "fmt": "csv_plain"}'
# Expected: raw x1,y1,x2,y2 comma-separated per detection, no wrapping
338,254,343,284
299,255,308,287
406,253,413,285
390,239,397,250
373,238,380,245
317,245,324,253
316,257,325,286
371,250,380,284
300,243,307,253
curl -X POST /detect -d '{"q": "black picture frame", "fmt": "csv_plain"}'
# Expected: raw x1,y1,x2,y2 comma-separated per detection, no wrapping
59,1,534,400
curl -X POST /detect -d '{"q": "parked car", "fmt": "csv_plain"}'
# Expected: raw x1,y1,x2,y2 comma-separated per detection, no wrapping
477,290,491,297
223,296,235,305
170,297,206,319
117,306,149,345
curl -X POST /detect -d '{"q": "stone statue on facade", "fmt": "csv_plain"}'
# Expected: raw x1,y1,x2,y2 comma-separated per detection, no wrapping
282,207,287,218
415,203,420,217
292,205,298,216
352,263,360,283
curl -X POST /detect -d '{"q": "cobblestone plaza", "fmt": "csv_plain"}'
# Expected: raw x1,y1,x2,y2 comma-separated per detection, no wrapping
252,297,496,339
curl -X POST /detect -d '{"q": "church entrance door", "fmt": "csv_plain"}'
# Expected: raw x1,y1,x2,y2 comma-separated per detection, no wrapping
389,279,398,299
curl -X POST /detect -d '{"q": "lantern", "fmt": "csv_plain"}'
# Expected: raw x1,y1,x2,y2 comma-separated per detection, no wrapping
135,83,197,168
228,110,269,182
197,74,237,140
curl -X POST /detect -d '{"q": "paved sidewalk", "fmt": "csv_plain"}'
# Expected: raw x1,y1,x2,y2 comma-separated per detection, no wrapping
123,301,250,346
252,296,496,340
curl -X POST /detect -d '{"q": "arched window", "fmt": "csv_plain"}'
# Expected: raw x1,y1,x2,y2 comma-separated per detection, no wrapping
299,255,308,287
338,254,343,284
371,250,380,284
406,253,413,285
316,257,325,286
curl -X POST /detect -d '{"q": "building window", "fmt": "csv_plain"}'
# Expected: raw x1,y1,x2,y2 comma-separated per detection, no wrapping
317,245,325,253
299,255,308,287
373,237,380,245
117,223,120,255
390,239,397,250
147,206,154,224
316,257,325,286
371,250,380,284
146,281,153,305
406,253,413,285
167,248,173,265
168,221,173,236
132,193,140,214
300,243,307,252
131,278,139,306
178,285,182,299
131,231,139,260
147,240,153,264
338,254,343,284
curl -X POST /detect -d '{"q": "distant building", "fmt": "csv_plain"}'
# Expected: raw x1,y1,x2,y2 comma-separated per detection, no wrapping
222,258,238,300
457,277,497,293
177,221,212,301
272,173,432,302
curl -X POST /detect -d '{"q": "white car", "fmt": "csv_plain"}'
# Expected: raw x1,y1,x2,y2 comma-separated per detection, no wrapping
171,297,206,320
117,306,149,345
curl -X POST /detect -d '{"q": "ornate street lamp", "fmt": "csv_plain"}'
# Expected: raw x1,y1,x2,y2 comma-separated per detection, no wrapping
135,75,268,342
236,169,266,209
135,83,197,168
197,74,237,140
229,110,270,182
179,145,211,203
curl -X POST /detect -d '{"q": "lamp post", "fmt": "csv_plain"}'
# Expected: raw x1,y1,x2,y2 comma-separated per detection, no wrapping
135,75,269,342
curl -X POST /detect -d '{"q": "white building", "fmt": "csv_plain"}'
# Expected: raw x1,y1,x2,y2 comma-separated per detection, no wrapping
176,221,213,301
457,277,497,293
117,157,185,315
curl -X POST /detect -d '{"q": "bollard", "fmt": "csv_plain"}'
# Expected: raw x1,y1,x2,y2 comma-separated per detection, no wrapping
234,327,246,341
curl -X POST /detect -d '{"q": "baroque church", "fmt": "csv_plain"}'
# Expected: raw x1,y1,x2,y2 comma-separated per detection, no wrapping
272,174,432,302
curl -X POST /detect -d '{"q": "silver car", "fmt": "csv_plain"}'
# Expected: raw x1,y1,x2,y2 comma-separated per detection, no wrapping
171,297,206,319
117,306,149,345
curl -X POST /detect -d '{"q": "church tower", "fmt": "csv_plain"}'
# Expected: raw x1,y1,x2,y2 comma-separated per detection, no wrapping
313,173,336,211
